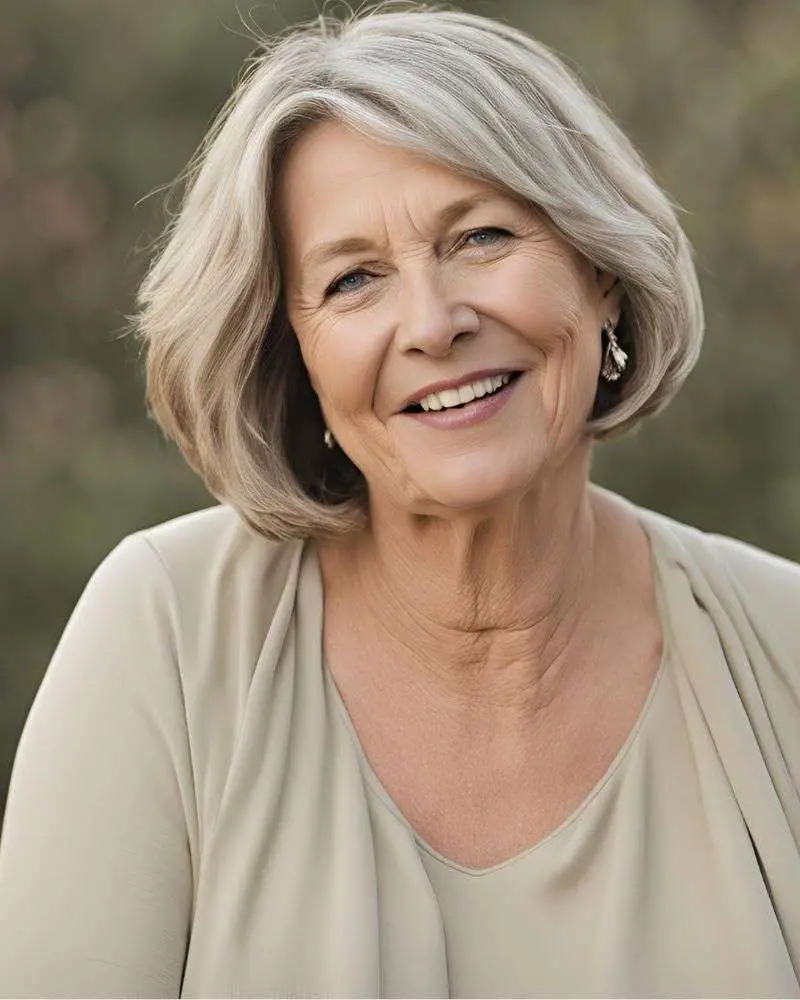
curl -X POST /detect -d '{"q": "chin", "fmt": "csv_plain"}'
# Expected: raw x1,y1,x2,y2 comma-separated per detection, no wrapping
402,456,543,518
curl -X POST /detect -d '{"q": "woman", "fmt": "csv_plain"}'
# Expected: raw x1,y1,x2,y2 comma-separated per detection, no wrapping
1,4,799,997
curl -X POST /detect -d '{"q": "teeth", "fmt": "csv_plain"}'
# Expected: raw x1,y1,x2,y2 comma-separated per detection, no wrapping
458,384,476,404
438,388,462,408
416,373,514,412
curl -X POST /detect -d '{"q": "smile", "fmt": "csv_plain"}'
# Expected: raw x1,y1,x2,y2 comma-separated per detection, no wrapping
401,370,523,428
411,373,512,412
403,371,523,414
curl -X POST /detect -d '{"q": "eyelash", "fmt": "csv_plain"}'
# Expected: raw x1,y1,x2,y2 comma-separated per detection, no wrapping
324,227,513,299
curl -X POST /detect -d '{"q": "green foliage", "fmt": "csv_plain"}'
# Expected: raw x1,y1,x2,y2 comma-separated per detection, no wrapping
1,0,799,813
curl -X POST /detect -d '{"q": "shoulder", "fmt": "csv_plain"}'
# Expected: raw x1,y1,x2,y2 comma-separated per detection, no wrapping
595,485,800,642
99,505,303,621
640,502,800,600
127,503,301,592
630,497,800,660
701,529,800,611
90,504,308,686
685,523,800,661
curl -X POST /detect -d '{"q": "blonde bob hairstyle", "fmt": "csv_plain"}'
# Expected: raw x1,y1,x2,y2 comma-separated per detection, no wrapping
135,1,704,540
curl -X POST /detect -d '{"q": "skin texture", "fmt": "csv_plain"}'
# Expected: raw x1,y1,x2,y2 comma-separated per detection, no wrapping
275,121,662,867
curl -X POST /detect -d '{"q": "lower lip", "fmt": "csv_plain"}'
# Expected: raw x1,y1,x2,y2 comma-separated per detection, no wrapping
401,375,520,429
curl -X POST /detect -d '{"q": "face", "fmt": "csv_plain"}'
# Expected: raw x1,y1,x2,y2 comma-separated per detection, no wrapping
275,120,622,517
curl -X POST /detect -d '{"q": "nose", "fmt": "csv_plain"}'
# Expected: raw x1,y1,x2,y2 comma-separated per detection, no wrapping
394,268,479,357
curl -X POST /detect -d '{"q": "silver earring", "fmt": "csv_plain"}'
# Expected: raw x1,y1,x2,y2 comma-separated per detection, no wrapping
600,319,628,382
323,428,335,449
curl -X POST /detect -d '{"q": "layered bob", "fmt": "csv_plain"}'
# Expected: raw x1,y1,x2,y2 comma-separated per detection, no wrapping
134,2,704,540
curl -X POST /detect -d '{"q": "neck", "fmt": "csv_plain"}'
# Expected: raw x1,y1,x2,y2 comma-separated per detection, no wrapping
319,447,611,715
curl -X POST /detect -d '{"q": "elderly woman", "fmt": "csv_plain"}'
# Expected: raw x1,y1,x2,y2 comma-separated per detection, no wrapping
1,5,799,998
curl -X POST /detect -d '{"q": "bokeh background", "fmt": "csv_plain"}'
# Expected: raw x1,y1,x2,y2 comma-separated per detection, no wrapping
1,0,799,818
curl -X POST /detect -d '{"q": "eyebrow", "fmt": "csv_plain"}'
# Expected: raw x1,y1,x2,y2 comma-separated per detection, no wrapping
299,192,503,275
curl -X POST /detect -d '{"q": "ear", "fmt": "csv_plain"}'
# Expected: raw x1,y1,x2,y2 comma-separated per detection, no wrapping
595,268,624,322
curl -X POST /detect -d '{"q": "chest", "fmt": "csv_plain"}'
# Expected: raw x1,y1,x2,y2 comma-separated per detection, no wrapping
326,640,661,871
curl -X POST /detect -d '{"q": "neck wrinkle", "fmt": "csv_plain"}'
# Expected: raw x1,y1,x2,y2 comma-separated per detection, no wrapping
320,455,604,711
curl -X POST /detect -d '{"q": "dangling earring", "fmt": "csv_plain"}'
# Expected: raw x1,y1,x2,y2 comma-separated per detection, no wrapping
600,319,628,382
323,428,335,449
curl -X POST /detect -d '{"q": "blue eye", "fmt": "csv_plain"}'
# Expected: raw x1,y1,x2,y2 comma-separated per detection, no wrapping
464,227,512,247
326,270,372,298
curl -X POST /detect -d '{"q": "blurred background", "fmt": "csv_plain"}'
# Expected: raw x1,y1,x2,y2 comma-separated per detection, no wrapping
1,0,798,817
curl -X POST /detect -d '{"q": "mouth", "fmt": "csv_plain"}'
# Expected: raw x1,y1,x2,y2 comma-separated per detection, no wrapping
403,371,523,414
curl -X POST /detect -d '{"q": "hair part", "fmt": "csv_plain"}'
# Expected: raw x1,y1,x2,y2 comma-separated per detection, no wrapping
134,0,704,540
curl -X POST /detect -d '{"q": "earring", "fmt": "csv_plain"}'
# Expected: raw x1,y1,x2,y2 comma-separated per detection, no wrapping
323,428,335,449
600,319,628,382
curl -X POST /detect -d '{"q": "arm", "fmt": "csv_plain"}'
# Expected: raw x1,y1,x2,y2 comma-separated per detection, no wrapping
0,535,196,998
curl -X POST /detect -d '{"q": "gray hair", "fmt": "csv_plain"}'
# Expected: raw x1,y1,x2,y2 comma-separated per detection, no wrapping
134,1,704,540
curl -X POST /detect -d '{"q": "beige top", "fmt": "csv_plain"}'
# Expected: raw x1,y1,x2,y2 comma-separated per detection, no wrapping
0,493,799,998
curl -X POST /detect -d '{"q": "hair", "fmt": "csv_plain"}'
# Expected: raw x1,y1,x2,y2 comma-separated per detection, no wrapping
133,1,704,540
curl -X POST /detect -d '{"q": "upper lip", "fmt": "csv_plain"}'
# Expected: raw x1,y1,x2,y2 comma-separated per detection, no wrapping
397,367,520,412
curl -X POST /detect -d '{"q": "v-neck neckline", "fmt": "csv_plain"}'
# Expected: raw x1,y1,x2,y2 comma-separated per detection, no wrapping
317,509,674,877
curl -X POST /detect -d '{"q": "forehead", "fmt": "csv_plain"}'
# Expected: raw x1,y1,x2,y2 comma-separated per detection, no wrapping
273,120,502,253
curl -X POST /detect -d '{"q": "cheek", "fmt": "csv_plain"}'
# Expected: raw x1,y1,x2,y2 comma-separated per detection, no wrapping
475,244,583,352
499,251,599,427
295,314,385,419
511,252,586,342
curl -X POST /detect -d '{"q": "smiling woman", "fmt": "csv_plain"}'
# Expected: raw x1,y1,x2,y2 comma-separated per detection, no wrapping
130,7,702,538
0,3,799,999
